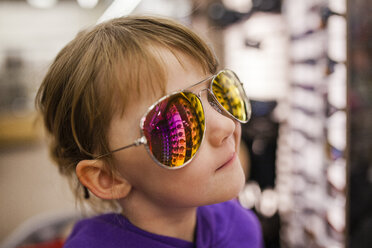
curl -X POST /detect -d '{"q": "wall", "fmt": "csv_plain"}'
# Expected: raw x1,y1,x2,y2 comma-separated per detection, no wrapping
0,1,106,243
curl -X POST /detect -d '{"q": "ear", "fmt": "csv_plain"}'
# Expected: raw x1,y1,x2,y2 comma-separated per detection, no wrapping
76,159,132,200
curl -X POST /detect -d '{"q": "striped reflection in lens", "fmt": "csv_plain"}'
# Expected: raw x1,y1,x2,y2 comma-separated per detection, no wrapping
143,92,205,167
212,70,248,122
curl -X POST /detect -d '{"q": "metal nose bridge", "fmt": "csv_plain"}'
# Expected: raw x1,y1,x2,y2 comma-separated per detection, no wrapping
196,88,209,97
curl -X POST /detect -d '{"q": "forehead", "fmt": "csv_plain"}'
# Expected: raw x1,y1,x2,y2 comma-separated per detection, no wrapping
156,48,210,94
111,47,209,116
108,49,208,137
124,46,209,98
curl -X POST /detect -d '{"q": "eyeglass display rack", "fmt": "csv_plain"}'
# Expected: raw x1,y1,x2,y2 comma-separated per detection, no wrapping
200,0,350,246
276,0,347,247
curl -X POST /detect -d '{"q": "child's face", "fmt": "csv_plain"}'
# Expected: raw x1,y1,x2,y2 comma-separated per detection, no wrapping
108,49,245,208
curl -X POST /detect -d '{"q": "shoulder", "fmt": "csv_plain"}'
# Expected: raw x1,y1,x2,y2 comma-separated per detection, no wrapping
64,213,126,248
64,213,194,248
197,200,263,248
200,200,260,227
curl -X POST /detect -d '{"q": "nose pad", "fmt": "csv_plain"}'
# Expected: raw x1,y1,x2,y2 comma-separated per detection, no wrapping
207,90,225,116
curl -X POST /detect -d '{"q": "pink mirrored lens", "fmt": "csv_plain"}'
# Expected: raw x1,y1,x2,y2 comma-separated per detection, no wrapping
143,92,205,167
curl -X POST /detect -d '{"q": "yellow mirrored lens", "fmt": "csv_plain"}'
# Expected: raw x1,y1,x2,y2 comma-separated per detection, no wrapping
212,70,248,121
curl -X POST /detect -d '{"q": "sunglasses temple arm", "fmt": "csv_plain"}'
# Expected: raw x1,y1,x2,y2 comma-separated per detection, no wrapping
185,75,214,90
94,136,147,160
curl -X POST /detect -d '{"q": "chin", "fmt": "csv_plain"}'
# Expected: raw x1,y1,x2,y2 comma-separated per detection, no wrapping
227,164,246,199
229,172,246,198
212,169,246,205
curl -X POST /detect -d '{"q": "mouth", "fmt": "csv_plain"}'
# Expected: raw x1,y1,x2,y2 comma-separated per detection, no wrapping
216,153,236,171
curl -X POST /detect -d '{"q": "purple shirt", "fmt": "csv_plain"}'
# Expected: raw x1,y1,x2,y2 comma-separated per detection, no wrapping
64,200,263,248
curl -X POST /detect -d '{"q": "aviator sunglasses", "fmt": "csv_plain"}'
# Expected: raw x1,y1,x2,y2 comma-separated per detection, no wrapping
95,69,251,169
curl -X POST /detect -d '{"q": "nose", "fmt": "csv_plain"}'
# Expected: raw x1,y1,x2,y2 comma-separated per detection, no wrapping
202,91,237,147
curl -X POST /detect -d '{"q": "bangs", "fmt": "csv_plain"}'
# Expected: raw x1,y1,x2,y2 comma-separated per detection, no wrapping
91,16,219,120
105,44,168,117
99,43,215,119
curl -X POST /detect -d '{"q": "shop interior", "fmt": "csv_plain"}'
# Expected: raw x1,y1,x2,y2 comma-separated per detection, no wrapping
0,0,371,247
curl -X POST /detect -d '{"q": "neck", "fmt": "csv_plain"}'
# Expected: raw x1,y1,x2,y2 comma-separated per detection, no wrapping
118,191,197,242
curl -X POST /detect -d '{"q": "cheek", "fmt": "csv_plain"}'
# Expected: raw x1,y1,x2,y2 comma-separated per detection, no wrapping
235,122,242,138
113,146,197,201
113,146,154,184
234,123,242,148
234,158,246,189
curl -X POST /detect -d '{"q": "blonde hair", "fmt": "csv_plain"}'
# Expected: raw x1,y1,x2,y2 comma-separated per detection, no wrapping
35,16,218,211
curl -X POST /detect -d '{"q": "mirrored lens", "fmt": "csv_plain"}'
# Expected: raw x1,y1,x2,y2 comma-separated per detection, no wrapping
211,70,249,122
143,92,205,168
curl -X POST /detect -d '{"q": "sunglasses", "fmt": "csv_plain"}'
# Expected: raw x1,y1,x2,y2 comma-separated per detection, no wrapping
95,69,251,169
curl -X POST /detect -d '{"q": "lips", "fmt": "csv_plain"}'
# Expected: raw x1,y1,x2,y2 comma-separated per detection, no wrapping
216,152,236,171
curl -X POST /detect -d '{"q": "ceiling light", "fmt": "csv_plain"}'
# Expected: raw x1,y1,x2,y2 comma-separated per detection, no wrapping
27,0,57,8
77,0,99,9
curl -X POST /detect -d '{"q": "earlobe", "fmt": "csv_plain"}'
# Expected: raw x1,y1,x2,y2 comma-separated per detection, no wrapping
76,160,132,200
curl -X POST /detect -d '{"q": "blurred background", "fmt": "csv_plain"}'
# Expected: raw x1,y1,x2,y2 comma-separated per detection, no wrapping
0,0,370,247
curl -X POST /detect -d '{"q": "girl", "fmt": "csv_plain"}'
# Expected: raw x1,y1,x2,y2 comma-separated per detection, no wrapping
36,16,263,248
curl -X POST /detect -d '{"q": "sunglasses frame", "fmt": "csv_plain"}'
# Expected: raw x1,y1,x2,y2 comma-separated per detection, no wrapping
95,69,251,170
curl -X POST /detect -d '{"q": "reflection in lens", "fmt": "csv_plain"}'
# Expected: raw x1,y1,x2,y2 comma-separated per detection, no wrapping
143,92,204,168
212,70,249,122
